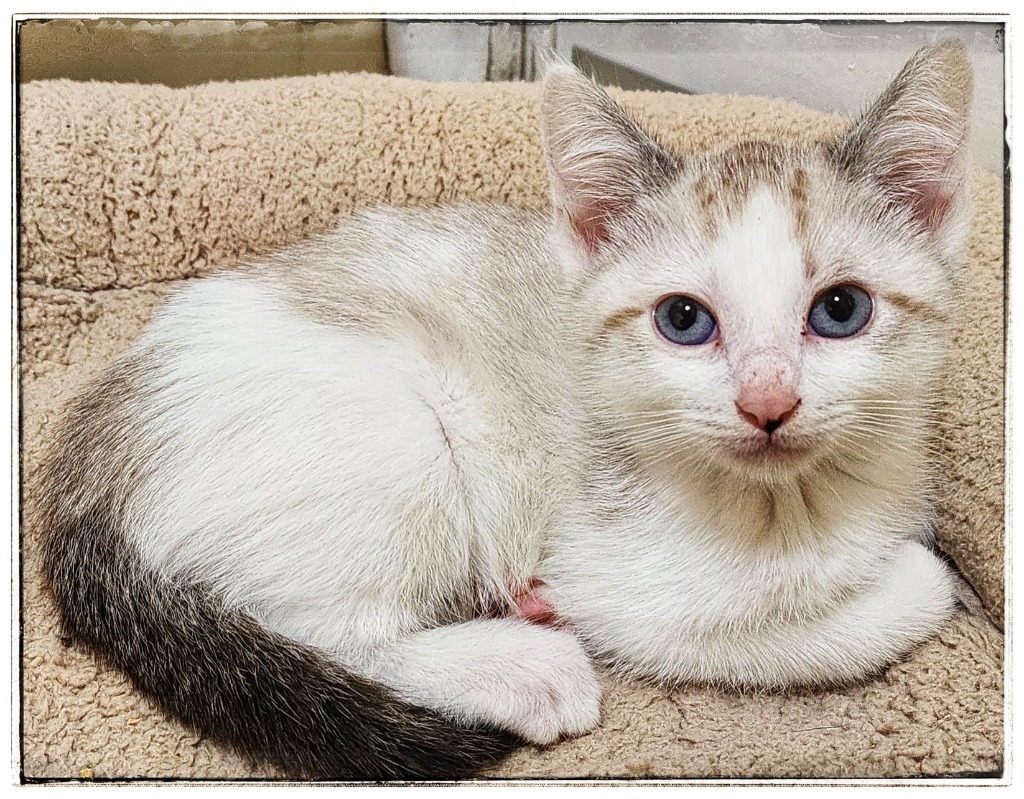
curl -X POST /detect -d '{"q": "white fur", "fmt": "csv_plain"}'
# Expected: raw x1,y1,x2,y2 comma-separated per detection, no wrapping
371,618,602,743
118,49,969,741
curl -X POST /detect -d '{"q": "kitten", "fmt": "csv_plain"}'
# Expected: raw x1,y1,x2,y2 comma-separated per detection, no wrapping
39,41,972,780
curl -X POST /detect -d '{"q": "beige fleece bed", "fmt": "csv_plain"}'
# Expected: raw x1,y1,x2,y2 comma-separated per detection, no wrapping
18,72,1004,780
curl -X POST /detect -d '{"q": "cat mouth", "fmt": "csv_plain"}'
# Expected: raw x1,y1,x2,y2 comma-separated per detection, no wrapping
731,433,812,465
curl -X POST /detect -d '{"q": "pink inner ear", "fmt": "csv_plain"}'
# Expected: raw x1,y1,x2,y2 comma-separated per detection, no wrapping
888,159,956,235
914,184,953,233
567,197,622,255
875,112,966,236
921,188,950,234
572,213,609,255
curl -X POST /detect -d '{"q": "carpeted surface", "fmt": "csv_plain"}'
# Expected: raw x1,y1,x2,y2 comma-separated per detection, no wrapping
18,71,1005,781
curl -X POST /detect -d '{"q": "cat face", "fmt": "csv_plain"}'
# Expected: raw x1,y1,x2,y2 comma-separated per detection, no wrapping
574,150,956,481
542,42,972,482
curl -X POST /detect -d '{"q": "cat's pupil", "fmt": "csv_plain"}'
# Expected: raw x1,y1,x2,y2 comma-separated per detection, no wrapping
824,290,855,323
669,300,698,330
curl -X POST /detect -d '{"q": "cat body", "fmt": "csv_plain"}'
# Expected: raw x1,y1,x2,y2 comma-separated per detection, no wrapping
40,42,973,780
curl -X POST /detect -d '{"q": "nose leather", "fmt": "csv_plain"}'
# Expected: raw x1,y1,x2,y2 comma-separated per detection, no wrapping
735,353,801,433
735,388,801,432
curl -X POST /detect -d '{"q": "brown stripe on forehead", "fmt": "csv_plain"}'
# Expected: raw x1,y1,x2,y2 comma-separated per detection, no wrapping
691,142,799,238
802,250,818,282
790,167,810,239
717,141,788,195
885,292,947,324
693,173,719,239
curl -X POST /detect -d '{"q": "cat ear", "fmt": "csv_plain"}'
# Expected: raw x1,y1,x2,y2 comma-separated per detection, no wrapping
834,40,973,256
540,64,679,257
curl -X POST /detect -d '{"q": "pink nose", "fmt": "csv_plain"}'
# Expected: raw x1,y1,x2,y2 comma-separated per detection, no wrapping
735,387,801,434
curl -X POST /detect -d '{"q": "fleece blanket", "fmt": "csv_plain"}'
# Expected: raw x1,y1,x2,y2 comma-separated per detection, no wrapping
18,72,1004,781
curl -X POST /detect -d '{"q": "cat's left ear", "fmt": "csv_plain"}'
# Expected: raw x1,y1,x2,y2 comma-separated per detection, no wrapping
540,65,678,258
834,40,974,261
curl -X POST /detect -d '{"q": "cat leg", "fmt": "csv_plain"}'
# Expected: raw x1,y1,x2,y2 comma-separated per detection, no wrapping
577,539,958,689
261,595,602,744
697,540,958,688
362,617,603,744
715,540,957,687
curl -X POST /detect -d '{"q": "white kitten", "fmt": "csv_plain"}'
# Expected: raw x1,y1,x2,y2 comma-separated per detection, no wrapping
40,41,972,780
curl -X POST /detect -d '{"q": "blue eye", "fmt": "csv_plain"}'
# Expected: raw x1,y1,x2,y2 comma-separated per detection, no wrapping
807,284,873,338
653,295,718,345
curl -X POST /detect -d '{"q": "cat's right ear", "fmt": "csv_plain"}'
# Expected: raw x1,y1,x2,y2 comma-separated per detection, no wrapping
540,65,678,260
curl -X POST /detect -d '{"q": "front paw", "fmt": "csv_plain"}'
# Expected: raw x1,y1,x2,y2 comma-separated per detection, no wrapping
457,622,601,744
483,625,602,744
382,618,602,744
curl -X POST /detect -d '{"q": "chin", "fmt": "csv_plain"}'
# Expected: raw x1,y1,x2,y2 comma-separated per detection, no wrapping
723,434,820,479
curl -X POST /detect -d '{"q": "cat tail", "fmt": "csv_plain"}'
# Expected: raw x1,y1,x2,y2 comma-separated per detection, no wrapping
36,365,518,781
39,498,519,781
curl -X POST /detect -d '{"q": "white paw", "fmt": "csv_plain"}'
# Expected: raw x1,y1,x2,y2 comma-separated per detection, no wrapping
378,618,602,744
487,625,602,744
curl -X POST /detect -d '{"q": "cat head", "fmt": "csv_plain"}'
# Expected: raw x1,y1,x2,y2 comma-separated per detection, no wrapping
540,42,973,484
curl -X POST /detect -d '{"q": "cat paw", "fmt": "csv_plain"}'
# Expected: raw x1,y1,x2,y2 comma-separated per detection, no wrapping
494,626,602,743
378,618,602,745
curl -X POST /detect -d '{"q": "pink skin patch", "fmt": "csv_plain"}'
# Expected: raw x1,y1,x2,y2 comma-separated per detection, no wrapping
513,580,557,626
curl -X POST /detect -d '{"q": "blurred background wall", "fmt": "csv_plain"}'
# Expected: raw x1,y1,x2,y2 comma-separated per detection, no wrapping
17,17,1004,175
18,19,388,85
